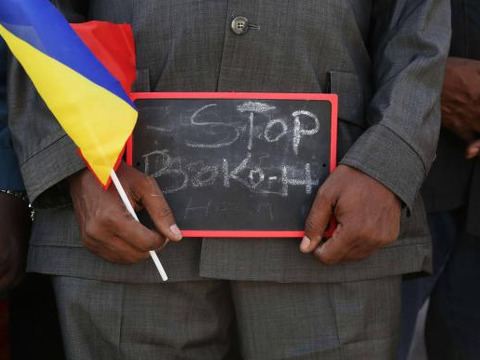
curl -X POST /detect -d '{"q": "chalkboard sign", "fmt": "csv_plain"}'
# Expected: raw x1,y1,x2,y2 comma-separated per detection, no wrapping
129,92,337,238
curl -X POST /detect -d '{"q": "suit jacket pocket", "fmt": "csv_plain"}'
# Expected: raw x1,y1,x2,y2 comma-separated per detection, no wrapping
328,70,367,129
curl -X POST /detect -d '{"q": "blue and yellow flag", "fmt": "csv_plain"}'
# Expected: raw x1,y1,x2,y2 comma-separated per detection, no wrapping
0,0,137,187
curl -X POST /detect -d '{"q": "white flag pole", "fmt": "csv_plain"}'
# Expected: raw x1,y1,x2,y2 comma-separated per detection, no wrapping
110,169,168,281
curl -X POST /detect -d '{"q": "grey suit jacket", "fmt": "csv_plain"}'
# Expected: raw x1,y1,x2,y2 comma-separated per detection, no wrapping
8,0,451,283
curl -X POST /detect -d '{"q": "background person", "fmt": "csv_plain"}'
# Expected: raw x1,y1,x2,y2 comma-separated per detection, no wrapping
400,0,480,359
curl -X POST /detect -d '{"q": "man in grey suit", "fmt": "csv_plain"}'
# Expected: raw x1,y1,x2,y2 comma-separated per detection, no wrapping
8,1,450,359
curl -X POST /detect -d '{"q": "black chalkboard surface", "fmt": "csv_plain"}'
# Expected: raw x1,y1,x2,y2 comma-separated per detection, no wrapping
129,92,337,238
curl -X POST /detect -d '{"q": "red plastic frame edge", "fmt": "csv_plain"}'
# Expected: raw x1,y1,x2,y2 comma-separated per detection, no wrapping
128,92,338,238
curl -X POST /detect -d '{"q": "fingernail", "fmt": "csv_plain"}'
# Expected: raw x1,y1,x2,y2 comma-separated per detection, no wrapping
170,224,182,239
314,246,323,256
300,236,311,252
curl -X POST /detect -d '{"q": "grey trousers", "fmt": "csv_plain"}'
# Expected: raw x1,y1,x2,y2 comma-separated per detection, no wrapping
52,276,401,360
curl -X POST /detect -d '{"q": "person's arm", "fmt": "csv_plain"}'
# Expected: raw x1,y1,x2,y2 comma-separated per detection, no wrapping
8,1,182,265
300,0,451,264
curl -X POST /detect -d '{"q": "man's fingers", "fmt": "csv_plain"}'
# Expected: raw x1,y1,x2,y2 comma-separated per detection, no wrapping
82,199,164,254
113,214,166,252
89,235,152,265
139,176,183,242
466,139,480,159
301,191,334,254
314,223,353,265
107,236,153,263
83,214,163,263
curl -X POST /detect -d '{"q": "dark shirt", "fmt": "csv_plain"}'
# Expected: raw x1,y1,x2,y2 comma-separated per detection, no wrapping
0,40,24,190
422,0,480,237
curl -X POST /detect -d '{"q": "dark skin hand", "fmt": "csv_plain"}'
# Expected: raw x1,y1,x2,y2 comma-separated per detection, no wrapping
441,57,480,159
69,163,182,265
300,164,401,265
0,193,31,293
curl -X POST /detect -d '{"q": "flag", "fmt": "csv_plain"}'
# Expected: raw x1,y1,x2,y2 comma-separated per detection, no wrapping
71,21,136,95
0,0,137,188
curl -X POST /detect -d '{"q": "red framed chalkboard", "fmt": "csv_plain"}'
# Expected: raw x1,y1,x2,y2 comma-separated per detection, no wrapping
128,92,337,238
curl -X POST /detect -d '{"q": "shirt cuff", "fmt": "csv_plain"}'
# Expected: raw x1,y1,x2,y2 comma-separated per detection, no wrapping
340,124,426,209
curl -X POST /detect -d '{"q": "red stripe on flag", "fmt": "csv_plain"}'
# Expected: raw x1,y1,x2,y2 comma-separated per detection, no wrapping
71,21,136,94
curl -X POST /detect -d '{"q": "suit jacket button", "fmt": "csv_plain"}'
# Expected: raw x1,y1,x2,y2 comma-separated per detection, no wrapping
231,16,249,35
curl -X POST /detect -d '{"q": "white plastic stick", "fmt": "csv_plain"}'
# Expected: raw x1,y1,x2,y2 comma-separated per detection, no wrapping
110,170,168,281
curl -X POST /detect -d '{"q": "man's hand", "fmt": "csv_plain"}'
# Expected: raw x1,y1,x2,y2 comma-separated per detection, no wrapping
299,165,401,265
69,163,182,265
0,193,31,293
441,57,480,159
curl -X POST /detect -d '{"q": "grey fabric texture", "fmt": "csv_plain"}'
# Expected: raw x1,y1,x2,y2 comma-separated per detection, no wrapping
7,0,450,282
53,275,401,360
